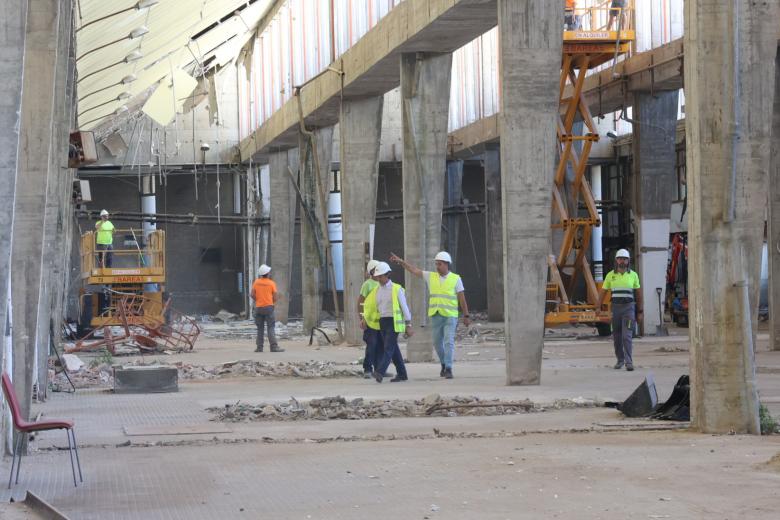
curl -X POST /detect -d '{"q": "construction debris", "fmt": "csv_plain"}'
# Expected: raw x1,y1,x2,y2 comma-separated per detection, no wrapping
208,394,600,423
177,360,362,380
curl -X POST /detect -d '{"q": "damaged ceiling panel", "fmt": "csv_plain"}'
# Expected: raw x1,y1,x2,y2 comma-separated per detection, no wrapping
76,0,275,131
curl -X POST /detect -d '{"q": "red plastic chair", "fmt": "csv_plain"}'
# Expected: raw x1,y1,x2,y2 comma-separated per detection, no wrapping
1,373,82,488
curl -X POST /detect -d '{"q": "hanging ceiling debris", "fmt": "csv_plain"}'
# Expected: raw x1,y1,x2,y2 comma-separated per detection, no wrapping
75,0,275,132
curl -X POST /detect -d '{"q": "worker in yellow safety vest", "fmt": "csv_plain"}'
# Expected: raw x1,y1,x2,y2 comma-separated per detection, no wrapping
598,248,643,371
361,262,413,383
357,259,380,378
94,209,115,268
390,251,470,379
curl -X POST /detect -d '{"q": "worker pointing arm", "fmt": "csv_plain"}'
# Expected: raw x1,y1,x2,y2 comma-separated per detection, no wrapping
389,251,469,380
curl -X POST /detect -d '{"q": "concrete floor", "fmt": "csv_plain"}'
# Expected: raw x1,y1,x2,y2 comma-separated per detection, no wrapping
1,327,779,519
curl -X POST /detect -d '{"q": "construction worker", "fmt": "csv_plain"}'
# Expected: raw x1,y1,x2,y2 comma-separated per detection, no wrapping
564,0,580,30
390,251,470,379
251,264,284,353
606,0,627,31
357,259,381,378
361,262,412,383
94,209,115,268
598,249,643,371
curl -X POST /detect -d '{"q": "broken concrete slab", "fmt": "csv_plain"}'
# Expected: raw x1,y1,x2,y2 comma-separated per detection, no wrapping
113,365,178,394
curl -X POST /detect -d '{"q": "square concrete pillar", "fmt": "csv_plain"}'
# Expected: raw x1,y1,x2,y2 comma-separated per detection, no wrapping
269,150,298,324
632,90,679,334
685,0,778,433
400,52,452,363
340,96,383,345
483,145,504,322
299,127,333,332
498,0,562,385
769,49,780,352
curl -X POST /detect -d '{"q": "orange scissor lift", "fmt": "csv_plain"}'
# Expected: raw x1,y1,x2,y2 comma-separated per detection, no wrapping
545,1,635,332
71,228,199,354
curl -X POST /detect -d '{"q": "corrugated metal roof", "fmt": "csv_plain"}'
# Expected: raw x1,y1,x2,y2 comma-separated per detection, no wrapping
76,0,274,130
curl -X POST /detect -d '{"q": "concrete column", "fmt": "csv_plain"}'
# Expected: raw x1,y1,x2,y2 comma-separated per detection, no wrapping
244,166,259,317
498,0,562,385
268,151,297,324
299,127,333,331
632,91,680,334
12,0,68,418
769,48,780,352
400,52,452,363
340,96,383,345
0,0,29,385
484,145,504,321
685,0,779,433
445,160,464,272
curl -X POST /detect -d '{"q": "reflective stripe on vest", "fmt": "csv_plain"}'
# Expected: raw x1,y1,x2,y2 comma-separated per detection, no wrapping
428,272,460,317
363,283,406,333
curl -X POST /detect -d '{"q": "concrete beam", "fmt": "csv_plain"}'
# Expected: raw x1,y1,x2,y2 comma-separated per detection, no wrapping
686,0,779,434
239,0,497,161
340,96,383,345
769,46,780,352
483,145,503,321
268,150,297,324
401,52,452,363
300,127,333,331
499,0,561,385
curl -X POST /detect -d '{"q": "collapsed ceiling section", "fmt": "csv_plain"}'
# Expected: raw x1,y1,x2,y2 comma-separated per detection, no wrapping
75,0,274,133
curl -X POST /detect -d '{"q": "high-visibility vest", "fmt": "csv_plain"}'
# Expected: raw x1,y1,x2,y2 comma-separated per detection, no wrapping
428,272,460,318
95,221,115,245
363,283,406,333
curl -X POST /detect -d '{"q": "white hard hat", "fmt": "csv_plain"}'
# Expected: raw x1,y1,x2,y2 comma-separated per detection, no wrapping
257,264,272,276
616,248,630,259
373,262,392,276
366,259,380,275
434,251,452,263
100,209,109,216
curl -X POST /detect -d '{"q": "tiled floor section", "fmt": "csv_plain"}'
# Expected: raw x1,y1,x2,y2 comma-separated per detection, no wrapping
1,432,779,519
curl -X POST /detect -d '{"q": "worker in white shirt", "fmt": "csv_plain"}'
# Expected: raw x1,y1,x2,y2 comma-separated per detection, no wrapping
361,262,413,383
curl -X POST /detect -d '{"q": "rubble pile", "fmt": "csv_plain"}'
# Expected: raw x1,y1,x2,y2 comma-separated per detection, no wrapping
209,394,552,422
51,362,113,390
177,360,362,380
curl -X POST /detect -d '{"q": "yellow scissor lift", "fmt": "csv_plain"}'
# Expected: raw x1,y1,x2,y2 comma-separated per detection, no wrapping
545,1,635,332
79,228,167,330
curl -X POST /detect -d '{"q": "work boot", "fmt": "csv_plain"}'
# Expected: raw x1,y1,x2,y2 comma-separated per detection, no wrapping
373,370,383,383
390,375,408,383
613,361,624,369
440,364,446,377
444,368,453,379
363,371,372,379
625,364,634,371
254,347,263,353
270,346,285,353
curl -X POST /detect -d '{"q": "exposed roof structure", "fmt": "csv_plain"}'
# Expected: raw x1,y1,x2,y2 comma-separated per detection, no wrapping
76,0,275,131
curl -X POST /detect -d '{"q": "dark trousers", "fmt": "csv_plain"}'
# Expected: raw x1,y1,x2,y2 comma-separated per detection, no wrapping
362,328,378,372
96,244,113,268
254,306,278,349
376,317,407,378
611,303,635,365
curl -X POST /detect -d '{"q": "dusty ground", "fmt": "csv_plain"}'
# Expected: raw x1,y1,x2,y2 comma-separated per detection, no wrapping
3,322,780,519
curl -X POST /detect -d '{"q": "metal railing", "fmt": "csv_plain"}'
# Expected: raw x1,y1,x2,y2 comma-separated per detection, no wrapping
564,0,634,32
80,228,165,274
